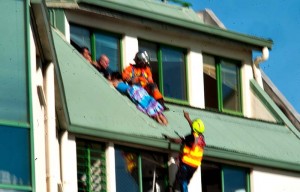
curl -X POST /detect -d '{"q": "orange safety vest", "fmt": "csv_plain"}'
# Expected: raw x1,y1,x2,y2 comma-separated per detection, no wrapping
122,64,153,87
181,133,205,167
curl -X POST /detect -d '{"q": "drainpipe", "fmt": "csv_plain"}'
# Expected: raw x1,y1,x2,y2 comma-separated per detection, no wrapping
252,47,269,87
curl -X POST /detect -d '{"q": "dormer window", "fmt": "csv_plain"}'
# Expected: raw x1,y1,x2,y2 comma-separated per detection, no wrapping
203,54,242,114
70,24,121,72
139,40,188,103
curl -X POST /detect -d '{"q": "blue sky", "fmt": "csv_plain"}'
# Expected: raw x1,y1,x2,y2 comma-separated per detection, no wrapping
189,0,300,113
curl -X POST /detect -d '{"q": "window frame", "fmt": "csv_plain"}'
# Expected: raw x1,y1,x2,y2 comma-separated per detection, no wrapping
0,0,35,191
114,145,169,192
202,161,250,192
203,53,243,115
138,39,189,105
70,23,123,72
221,165,250,192
76,139,107,192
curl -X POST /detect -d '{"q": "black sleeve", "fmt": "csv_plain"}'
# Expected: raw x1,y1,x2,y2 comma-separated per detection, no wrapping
183,134,195,148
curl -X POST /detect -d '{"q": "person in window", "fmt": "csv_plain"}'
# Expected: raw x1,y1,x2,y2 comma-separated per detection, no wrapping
122,51,169,110
80,46,98,67
110,72,168,125
80,47,111,80
97,54,111,80
163,111,206,192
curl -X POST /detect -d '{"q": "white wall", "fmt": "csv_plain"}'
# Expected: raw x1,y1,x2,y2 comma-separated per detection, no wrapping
31,26,47,192
106,142,116,192
252,168,300,192
60,131,78,192
188,51,205,108
122,36,138,68
189,166,202,192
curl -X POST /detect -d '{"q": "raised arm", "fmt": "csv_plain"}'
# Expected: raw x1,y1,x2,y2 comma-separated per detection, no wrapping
183,110,193,133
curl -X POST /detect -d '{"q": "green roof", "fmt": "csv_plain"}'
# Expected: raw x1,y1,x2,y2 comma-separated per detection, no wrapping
52,28,300,172
47,0,273,49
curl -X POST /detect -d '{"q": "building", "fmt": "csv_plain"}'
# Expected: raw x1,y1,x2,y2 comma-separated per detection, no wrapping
1,0,300,191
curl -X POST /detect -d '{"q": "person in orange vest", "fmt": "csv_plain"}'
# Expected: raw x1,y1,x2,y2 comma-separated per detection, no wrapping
122,51,169,110
164,110,206,192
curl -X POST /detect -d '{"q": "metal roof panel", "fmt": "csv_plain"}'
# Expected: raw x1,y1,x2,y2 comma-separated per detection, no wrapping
52,28,300,171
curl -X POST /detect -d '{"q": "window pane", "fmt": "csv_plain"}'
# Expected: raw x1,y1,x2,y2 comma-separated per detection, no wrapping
141,152,168,192
161,47,186,100
220,61,241,112
77,140,106,192
70,24,91,52
203,55,218,110
0,0,28,122
0,126,31,185
201,162,222,192
223,167,247,192
115,149,139,192
139,41,159,85
95,33,120,72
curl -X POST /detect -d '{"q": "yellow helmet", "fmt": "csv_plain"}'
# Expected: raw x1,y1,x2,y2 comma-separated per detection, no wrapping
192,119,205,134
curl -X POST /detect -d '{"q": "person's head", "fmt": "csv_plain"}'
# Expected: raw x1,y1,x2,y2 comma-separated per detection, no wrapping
111,71,123,81
98,54,110,69
134,51,150,68
80,47,92,62
192,119,205,135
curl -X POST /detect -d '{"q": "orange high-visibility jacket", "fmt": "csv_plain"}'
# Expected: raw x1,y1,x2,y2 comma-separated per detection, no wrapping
181,133,205,167
122,64,153,87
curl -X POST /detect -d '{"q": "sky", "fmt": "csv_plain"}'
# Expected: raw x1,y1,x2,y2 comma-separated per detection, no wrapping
189,0,300,114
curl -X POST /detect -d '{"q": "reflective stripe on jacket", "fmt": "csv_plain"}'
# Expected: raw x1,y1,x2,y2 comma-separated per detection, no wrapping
122,64,153,87
181,133,205,167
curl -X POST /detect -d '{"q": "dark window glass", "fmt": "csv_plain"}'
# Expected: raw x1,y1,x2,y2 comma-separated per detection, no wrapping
203,54,241,113
138,41,159,85
0,126,31,185
115,147,168,192
220,61,241,112
139,41,187,101
95,33,120,72
141,152,168,192
161,47,186,100
70,25,91,51
203,55,218,110
223,167,247,192
0,0,28,122
115,149,139,192
201,162,222,192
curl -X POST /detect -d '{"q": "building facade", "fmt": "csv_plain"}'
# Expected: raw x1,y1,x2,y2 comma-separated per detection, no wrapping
1,0,300,191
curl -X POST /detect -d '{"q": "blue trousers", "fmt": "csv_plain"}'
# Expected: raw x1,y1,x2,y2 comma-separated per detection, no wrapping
173,162,197,192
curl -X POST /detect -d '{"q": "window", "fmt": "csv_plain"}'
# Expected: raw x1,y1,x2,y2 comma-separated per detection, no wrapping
202,161,249,192
77,140,106,192
115,147,168,192
0,126,31,186
0,0,28,122
70,24,121,72
0,1,33,191
139,40,187,101
203,54,242,114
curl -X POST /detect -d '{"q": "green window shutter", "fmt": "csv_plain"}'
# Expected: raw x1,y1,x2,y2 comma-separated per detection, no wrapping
77,140,106,192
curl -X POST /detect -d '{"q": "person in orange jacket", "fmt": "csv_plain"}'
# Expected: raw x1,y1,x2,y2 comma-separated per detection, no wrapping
122,51,168,110
163,111,206,192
